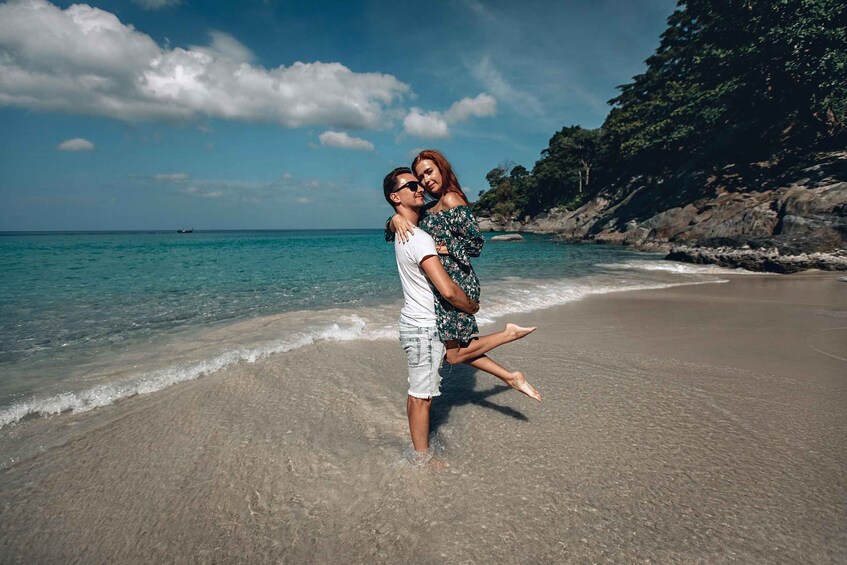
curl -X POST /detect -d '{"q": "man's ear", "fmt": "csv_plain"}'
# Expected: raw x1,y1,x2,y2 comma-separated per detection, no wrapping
390,192,401,206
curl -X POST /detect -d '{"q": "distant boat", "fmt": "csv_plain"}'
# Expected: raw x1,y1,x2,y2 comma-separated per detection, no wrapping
177,228,193,234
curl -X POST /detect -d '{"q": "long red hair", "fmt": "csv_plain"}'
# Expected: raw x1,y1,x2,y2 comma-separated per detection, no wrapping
412,149,469,203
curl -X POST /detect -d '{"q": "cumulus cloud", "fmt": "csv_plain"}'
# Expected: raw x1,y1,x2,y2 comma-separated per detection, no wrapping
190,31,254,64
403,93,497,139
0,0,410,129
132,0,181,11
318,131,375,151
444,93,497,122
57,137,94,151
403,109,449,139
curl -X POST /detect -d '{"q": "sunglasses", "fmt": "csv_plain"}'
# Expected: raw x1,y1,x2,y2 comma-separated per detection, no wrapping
393,180,424,193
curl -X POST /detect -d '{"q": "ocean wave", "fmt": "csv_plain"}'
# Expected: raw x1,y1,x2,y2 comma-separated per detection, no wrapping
0,315,380,429
476,278,726,324
595,260,762,275
1,265,730,429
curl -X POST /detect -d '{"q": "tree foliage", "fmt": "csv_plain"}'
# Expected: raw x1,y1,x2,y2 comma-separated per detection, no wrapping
475,162,531,219
604,0,847,174
474,0,847,218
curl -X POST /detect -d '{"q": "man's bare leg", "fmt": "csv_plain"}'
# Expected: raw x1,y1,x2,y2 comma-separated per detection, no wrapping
466,355,542,402
407,395,432,452
444,323,537,365
406,395,449,467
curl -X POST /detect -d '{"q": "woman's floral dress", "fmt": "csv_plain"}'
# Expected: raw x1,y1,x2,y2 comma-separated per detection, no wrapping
419,205,484,342
386,204,484,342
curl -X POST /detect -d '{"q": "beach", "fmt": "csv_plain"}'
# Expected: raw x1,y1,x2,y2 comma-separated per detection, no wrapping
1,272,845,563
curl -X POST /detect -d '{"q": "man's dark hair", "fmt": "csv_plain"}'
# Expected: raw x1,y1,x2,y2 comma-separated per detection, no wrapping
383,166,413,207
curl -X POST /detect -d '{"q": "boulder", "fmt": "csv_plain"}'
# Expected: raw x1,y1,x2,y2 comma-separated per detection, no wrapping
666,244,847,273
490,233,525,242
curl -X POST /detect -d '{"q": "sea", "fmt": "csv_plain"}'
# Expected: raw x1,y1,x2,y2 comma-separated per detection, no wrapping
0,229,742,430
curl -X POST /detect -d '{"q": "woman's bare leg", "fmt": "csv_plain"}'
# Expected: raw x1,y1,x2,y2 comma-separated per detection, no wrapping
465,354,542,402
443,323,537,365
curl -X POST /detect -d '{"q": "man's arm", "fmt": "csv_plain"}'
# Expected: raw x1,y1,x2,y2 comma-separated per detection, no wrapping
420,255,479,315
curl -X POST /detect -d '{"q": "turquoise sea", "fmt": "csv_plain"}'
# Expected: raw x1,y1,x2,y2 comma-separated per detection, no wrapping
0,229,739,428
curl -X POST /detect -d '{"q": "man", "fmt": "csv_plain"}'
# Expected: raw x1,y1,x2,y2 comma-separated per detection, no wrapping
384,167,480,466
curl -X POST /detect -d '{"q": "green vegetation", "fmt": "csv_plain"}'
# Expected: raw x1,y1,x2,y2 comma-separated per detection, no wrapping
474,0,846,220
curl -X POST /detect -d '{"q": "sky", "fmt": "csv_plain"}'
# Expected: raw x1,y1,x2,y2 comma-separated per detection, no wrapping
0,0,679,231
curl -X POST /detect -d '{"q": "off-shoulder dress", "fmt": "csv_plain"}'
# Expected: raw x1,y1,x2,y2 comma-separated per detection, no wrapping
387,205,484,342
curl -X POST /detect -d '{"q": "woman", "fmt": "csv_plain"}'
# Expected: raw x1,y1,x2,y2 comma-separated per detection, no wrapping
388,149,541,402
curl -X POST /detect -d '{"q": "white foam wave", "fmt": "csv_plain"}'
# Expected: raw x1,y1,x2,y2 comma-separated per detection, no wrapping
0,267,731,429
596,260,760,275
476,279,725,324
0,315,375,429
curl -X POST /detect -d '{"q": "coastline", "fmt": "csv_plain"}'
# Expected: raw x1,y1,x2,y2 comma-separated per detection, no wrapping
1,272,845,562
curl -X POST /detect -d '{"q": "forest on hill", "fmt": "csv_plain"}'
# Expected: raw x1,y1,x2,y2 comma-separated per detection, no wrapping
474,0,846,221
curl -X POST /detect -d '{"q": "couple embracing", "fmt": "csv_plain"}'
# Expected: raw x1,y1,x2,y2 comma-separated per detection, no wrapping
384,150,541,467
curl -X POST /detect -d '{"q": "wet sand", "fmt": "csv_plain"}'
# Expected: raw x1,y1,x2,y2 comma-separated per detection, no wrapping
1,272,845,563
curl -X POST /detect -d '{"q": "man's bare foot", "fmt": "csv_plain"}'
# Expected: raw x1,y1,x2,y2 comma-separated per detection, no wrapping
505,323,537,340
505,371,542,402
406,445,449,467
428,458,450,469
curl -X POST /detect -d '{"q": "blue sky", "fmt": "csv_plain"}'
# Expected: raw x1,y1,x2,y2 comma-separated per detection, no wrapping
0,0,678,230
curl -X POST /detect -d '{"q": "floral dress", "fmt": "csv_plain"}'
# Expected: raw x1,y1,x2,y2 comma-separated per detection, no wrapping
419,205,484,342
385,204,484,342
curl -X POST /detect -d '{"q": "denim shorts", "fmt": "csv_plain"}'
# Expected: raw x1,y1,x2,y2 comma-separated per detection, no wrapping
399,322,445,399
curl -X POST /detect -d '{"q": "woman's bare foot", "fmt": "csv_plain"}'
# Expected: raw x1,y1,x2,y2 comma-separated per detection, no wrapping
505,323,537,340
505,371,542,402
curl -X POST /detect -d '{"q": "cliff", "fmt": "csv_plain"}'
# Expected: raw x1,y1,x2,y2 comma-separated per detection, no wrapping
478,152,847,273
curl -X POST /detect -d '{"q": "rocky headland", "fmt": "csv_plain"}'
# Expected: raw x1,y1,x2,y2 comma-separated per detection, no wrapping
478,152,847,273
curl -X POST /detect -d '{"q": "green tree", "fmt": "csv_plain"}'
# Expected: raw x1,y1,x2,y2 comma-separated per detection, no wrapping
474,162,532,219
530,126,602,213
604,0,847,176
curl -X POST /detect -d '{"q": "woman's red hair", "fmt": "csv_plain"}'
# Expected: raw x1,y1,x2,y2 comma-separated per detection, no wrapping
412,149,469,203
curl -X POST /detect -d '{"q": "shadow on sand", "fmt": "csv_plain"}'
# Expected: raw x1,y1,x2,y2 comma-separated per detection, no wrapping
429,362,528,434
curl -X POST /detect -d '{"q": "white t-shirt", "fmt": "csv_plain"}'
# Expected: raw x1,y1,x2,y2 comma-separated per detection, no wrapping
395,228,438,327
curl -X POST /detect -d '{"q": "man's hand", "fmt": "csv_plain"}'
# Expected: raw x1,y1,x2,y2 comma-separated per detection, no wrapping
420,255,478,315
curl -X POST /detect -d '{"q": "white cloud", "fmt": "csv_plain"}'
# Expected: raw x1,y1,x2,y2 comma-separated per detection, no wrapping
170,173,335,204
403,109,450,139
471,56,543,117
0,0,410,129
190,31,254,64
132,0,181,11
443,93,497,122
318,131,375,151
153,172,189,182
403,94,497,139
57,137,94,151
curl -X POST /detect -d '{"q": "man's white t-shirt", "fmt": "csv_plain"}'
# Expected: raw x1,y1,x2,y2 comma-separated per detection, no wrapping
395,228,438,327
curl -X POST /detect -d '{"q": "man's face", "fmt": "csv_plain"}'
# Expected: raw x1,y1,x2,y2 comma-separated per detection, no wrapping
392,173,425,209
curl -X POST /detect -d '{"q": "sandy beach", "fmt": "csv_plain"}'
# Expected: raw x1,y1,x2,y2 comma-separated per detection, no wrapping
1,272,845,563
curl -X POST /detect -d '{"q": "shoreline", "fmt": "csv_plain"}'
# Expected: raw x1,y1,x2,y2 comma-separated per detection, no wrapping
0,259,740,431
1,272,845,562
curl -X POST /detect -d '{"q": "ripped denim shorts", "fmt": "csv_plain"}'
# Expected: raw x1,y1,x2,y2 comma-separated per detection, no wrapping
399,322,445,399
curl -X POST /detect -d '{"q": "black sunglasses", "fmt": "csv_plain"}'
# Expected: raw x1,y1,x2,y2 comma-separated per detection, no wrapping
393,181,424,193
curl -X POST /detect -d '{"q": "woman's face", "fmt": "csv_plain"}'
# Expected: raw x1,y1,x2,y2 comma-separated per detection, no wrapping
414,159,444,197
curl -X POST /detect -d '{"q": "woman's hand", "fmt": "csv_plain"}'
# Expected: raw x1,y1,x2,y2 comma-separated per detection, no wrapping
436,243,448,255
390,214,416,243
